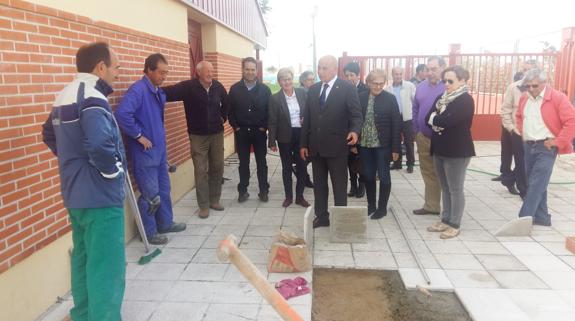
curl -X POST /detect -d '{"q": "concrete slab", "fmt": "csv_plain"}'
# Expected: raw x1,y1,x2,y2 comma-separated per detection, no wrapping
329,206,368,243
494,216,533,237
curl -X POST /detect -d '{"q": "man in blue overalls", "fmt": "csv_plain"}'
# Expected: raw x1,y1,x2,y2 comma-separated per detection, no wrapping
115,53,186,245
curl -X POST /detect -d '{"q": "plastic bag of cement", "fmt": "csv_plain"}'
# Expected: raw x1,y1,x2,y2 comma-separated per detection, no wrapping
267,229,311,273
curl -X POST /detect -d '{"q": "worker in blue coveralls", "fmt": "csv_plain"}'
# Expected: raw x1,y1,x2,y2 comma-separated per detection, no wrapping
115,53,186,245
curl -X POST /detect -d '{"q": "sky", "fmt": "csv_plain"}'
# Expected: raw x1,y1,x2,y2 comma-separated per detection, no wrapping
260,0,575,76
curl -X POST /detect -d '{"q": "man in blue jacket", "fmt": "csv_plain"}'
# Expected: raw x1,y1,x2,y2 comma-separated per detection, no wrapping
115,53,186,245
42,42,125,321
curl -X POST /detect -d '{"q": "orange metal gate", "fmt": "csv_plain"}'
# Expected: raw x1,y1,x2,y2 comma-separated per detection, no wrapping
338,27,575,141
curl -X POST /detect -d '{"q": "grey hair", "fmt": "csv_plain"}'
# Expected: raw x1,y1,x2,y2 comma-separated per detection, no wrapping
524,59,540,68
523,68,547,83
276,67,294,82
196,61,212,72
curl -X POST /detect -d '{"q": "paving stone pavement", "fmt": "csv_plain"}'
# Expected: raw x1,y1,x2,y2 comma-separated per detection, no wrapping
39,142,575,321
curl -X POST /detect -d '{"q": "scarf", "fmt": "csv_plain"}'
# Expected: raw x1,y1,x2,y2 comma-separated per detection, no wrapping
431,84,468,133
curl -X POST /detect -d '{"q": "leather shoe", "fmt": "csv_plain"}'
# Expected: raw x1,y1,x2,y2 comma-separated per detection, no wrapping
282,198,293,208
159,222,187,233
305,179,314,188
147,234,168,245
238,192,249,203
198,208,209,219
209,203,225,211
313,217,330,228
406,166,414,173
506,185,520,195
258,191,269,202
491,175,502,181
370,208,387,220
413,208,440,215
355,183,365,198
295,197,310,207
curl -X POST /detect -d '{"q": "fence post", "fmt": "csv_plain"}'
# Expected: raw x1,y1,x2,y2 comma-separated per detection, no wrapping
338,51,352,78
557,27,575,102
448,44,461,66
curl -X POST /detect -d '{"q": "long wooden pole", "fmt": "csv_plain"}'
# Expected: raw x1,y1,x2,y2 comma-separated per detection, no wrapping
217,235,304,321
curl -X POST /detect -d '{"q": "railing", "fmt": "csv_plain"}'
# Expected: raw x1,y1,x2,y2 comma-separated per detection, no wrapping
337,34,575,141
339,52,557,116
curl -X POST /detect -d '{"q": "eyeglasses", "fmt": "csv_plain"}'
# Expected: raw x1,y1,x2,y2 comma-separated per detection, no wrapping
370,82,386,87
524,84,539,89
443,79,454,85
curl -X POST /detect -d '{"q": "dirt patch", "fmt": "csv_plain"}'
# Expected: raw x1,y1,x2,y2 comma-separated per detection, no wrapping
312,269,471,321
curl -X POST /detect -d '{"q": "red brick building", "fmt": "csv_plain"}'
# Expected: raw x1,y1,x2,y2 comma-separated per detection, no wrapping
0,1,267,320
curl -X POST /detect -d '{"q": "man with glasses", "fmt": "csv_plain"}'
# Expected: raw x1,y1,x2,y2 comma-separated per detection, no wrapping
499,60,539,199
515,68,575,226
412,56,446,215
299,70,316,91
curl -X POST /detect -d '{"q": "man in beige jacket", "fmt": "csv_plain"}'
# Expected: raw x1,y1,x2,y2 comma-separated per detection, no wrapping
385,66,416,173
499,60,539,199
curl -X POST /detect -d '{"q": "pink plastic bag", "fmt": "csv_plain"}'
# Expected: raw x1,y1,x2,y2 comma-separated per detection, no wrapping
275,277,310,300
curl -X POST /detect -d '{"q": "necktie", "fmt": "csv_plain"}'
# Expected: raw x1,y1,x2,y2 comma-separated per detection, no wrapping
319,83,329,111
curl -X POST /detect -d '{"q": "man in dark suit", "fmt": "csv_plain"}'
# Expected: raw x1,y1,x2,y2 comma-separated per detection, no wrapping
300,55,363,228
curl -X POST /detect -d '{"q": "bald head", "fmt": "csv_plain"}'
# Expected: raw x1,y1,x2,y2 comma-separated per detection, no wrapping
391,66,404,85
318,55,338,83
196,61,213,87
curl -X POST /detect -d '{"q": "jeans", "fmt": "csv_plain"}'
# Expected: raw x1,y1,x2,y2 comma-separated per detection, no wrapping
518,142,557,224
235,127,269,193
278,128,306,199
359,146,392,211
359,146,391,184
434,155,471,229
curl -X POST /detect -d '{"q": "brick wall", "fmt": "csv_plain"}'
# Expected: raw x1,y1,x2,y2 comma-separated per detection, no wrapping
204,51,242,136
0,0,192,273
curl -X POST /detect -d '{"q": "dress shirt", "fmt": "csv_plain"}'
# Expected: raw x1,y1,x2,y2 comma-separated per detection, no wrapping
523,87,554,140
319,76,337,100
284,90,301,128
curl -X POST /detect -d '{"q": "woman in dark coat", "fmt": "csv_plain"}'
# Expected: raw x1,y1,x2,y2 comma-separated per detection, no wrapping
425,65,475,239
358,69,402,219
268,68,310,208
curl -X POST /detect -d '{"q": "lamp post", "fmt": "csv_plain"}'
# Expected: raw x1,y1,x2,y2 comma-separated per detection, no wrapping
311,5,318,78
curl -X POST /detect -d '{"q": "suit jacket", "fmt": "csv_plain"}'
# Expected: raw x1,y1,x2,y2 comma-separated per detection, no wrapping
268,87,307,147
358,90,402,154
301,77,363,157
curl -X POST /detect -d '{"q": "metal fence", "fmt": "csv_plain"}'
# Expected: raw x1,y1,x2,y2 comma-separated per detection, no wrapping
339,52,557,115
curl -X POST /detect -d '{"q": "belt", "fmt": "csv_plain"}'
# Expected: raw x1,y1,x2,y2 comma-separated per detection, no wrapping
525,139,547,144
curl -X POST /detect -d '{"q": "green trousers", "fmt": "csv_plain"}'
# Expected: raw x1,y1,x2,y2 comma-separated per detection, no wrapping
68,207,125,321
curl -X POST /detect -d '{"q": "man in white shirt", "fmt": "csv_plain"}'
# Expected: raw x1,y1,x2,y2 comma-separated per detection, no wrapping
385,66,416,173
516,69,575,226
